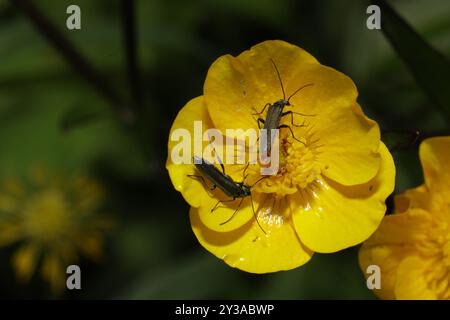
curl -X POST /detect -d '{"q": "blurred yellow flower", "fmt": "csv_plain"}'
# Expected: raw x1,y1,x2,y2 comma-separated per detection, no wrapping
167,40,395,273
0,168,112,293
360,137,450,300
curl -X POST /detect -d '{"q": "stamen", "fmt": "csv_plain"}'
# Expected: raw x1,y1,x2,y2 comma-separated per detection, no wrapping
254,136,321,196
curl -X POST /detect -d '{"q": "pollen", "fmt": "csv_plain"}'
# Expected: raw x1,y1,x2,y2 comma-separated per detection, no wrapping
415,219,450,299
255,136,321,196
22,189,71,241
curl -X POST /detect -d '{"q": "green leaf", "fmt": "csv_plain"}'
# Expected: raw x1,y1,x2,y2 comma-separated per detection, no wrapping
373,0,450,119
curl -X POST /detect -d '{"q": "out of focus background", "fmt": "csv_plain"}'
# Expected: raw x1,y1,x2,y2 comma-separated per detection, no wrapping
0,0,449,299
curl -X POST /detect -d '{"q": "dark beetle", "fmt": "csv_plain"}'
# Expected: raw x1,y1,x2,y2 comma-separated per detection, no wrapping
191,155,250,198
254,59,314,155
188,155,265,231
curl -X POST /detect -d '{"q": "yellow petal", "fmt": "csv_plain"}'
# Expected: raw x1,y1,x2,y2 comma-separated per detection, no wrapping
2,178,25,197
41,253,65,293
204,54,258,135
204,40,323,135
292,142,395,253
204,40,378,185
306,103,381,185
0,222,21,247
359,245,410,300
196,193,257,233
420,136,450,191
394,184,430,213
190,202,313,273
359,209,433,300
393,184,450,224
77,234,103,261
166,96,216,208
362,208,433,246
12,243,38,282
166,96,256,231
0,193,19,213
395,256,437,300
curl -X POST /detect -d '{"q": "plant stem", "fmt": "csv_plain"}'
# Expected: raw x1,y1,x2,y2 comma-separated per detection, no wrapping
12,0,134,124
121,0,142,112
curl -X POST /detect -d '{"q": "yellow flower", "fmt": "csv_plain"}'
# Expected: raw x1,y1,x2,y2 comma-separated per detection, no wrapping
0,168,112,293
360,137,450,300
167,40,395,273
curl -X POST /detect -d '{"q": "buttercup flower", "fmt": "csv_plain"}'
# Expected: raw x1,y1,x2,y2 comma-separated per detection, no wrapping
360,137,450,300
167,40,395,273
0,168,112,292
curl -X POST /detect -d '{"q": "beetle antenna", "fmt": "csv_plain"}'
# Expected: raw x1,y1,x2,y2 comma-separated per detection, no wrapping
270,58,285,100
250,176,269,188
250,193,266,234
242,162,250,180
287,83,314,102
220,198,244,226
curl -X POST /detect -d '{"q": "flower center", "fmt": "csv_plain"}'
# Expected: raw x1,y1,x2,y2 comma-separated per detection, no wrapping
254,136,321,196
417,218,450,299
22,190,71,241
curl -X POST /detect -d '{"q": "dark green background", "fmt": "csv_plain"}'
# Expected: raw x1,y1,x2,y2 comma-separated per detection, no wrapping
0,0,449,299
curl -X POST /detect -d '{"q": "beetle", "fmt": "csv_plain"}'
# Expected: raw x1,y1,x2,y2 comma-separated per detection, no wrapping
254,58,314,155
188,155,266,231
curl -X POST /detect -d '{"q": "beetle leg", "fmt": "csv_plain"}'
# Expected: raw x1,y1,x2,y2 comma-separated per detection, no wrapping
211,198,236,213
242,162,250,182
219,198,244,225
257,117,265,129
281,111,307,128
252,103,271,116
289,110,316,117
250,193,266,234
279,124,306,146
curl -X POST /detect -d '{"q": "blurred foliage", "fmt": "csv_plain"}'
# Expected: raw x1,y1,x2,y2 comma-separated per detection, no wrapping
0,0,449,299
373,0,450,119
